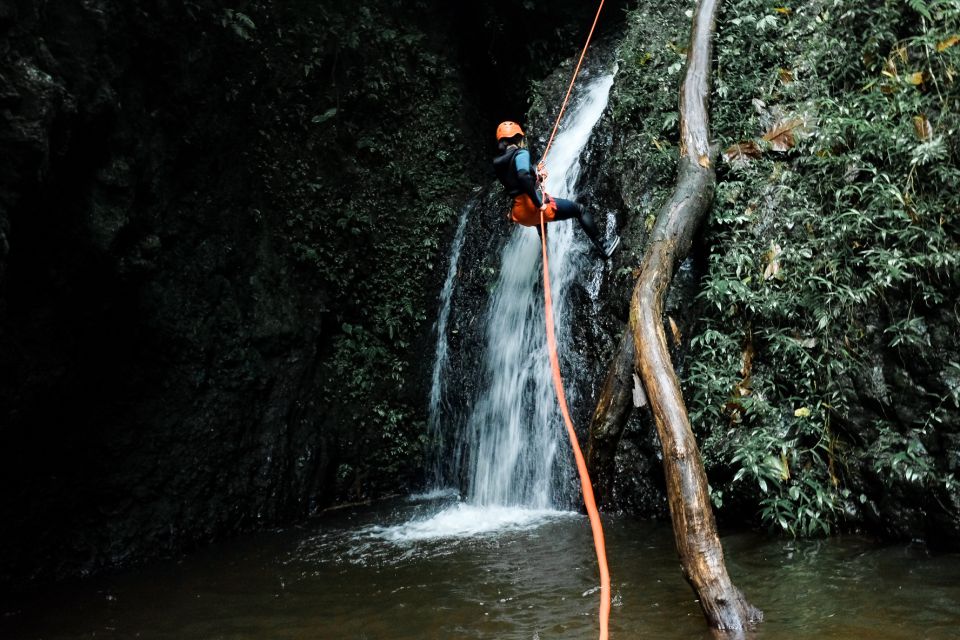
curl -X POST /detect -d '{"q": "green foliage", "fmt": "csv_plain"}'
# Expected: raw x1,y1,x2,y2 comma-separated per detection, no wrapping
220,9,256,41
604,0,690,276
868,425,938,485
682,0,960,535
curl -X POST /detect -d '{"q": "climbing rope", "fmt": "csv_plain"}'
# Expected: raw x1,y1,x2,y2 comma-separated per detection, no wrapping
540,233,612,640
541,0,607,162
537,1,611,638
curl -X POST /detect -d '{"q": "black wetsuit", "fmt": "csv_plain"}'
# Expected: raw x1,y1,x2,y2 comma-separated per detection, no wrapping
493,145,605,251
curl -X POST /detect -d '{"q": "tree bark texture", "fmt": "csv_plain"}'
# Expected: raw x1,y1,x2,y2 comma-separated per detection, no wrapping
630,0,762,631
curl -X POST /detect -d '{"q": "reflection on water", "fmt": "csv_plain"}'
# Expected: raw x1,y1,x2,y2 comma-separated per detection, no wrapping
3,495,959,640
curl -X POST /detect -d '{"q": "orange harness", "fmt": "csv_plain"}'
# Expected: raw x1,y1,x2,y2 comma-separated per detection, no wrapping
511,194,557,227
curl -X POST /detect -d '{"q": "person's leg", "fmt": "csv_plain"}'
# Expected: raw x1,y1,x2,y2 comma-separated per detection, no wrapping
552,197,606,253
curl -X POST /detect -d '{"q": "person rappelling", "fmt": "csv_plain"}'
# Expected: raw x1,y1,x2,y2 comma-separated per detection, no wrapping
492,121,620,258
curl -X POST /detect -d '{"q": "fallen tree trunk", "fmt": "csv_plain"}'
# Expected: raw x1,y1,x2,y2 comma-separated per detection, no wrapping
599,0,762,630
633,160,761,631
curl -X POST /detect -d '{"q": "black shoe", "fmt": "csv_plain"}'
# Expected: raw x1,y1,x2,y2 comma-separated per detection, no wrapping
603,235,621,259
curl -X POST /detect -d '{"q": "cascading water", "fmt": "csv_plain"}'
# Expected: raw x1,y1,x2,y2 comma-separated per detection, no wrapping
427,199,473,487
461,71,616,510
395,69,615,539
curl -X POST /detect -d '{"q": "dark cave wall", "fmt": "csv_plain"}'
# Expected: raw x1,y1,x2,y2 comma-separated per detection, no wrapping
0,0,339,582
0,0,485,582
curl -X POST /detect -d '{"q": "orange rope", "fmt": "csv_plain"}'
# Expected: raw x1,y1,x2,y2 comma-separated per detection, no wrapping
541,0,607,163
540,229,611,639
538,2,610,638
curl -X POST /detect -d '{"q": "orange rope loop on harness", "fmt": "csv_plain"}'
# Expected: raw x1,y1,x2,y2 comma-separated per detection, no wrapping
538,1,610,638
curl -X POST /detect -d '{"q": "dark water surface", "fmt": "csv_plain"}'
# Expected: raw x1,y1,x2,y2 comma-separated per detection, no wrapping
3,496,959,639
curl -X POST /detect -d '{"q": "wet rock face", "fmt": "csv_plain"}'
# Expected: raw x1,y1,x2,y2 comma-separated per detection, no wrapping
437,44,634,505
1,0,512,582
839,300,960,546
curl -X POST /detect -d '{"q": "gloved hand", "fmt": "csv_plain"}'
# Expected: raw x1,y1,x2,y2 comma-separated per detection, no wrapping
537,161,549,181
539,192,552,212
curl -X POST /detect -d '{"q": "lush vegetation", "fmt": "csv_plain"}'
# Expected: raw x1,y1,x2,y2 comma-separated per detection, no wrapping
611,0,959,537
697,0,960,536
608,3,691,229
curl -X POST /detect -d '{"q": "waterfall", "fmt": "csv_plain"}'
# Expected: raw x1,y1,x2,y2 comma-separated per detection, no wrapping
417,70,615,535
463,71,616,508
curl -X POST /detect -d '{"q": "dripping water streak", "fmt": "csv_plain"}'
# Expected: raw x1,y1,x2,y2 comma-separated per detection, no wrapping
427,202,472,487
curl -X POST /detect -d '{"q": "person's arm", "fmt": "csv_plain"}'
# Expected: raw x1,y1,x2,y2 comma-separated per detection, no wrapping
514,150,544,208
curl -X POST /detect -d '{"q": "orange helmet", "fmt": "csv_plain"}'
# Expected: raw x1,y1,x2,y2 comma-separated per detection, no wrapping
496,121,524,141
